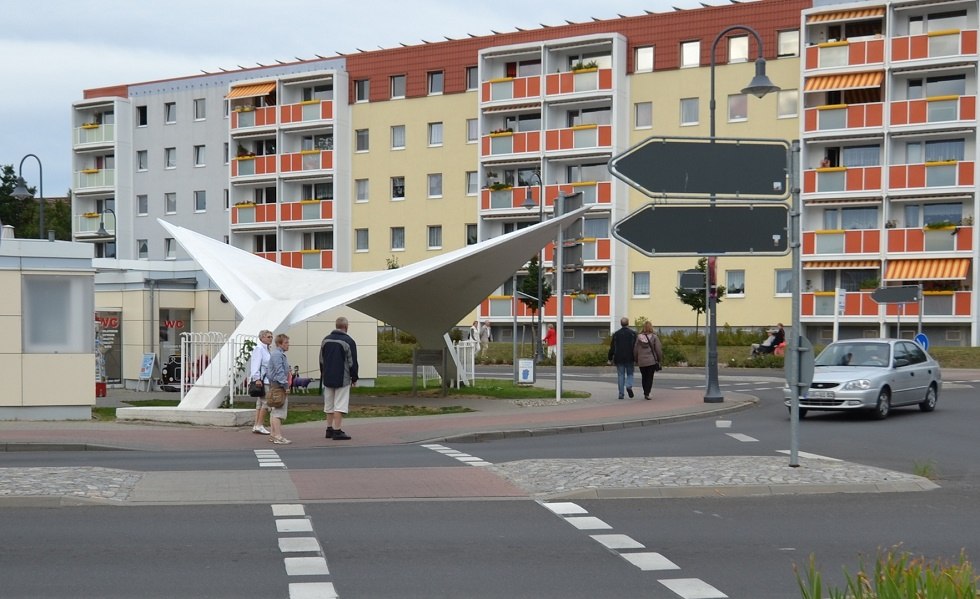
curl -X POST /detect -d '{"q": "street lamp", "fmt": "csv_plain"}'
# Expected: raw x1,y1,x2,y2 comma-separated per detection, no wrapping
522,170,546,362
704,25,779,403
96,207,117,258
10,154,45,240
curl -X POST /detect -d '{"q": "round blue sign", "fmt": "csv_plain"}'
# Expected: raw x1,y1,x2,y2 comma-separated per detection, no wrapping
914,333,929,351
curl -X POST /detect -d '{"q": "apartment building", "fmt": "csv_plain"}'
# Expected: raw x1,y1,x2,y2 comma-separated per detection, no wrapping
800,0,978,346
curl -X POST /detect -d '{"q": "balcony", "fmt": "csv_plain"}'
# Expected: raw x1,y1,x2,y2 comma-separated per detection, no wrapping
803,103,883,133
73,123,115,146
73,168,115,190
892,30,978,63
803,229,880,256
890,96,977,126
889,161,974,190
231,106,277,130
231,203,277,225
582,238,612,261
76,212,113,236
480,293,611,319
886,225,973,254
480,186,543,211
804,38,885,70
231,155,277,178
280,249,334,270
802,166,881,194
543,124,613,153
545,181,612,205
280,199,334,223
481,75,542,103
805,290,972,318
803,290,880,317
280,150,333,174
280,100,333,125
480,130,541,157
543,68,613,97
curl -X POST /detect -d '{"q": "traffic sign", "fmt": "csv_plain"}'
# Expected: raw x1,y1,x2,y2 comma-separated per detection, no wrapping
608,136,790,199
870,285,920,304
914,333,929,351
679,269,705,291
612,203,790,256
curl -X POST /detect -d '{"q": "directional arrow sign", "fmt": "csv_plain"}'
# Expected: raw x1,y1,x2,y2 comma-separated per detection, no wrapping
609,136,790,199
870,285,920,304
679,269,706,291
612,203,789,257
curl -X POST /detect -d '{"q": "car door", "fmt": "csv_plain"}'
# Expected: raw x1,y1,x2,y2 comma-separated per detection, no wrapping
891,341,922,405
901,341,932,403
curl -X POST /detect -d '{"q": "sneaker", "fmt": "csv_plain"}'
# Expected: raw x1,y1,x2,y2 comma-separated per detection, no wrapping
273,436,292,445
325,427,334,439
626,387,634,398
644,395,651,401
331,429,351,440
252,425,271,435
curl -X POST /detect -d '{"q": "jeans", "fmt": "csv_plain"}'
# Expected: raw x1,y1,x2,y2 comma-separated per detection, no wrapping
615,363,635,398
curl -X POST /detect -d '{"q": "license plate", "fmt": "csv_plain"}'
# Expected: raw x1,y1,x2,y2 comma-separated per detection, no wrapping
807,390,835,399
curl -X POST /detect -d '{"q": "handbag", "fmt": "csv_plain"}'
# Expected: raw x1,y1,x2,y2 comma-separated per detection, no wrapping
248,379,266,398
266,384,286,409
654,362,663,372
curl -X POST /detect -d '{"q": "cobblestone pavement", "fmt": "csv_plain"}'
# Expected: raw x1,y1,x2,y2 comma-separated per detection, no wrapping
0,467,143,504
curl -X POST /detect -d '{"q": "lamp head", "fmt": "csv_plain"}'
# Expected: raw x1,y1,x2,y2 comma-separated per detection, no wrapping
11,176,33,201
742,58,780,98
96,222,110,238
522,188,537,211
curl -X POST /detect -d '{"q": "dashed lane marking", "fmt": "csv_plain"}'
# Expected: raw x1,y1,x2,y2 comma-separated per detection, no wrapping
288,583,337,599
255,449,285,468
421,443,492,466
776,449,841,461
725,433,759,442
564,516,613,530
273,504,338,598
658,577,728,598
620,552,680,571
590,534,645,550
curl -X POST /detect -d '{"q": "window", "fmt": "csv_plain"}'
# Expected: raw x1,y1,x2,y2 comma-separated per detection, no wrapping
254,186,277,204
301,182,332,201
355,129,369,152
777,90,799,118
165,238,176,259
194,190,206,212
634,102,653,128
194,145,206,166
842,145,880,167
193,98,206,120
254,234,276,253
726,270,745,295
428,71,444,95
391,176,405,200
391,125,405,149
465,66,478,90
905,202,963,227
136,105,148,127
164,192,176,214
137,240,148,259
390,74,406,99
680,40,700,67
164,147,176,169
254,139,276,156
905,138,965,163
22,275,93,354
775,269,792,295
355,229,369,251
634,46,654,72
223,189,229,210
466,224,478,245
355,79,370,102
223,142,229,164
778,30,800,57
728,35,749,63
728,93,748,121
680,97,699,125
824,206,877,230
427,173,443,198
465,171,478,195
302,134,332,151
302,231,333,251
164,102,176,124
390,227,405,250
355,179,369,202
427,225,442,249
632,272,650,296
427,122,443,146
565,107,608,127
137,194,148,215
302,84,332,101
466,118,478,143
136,150,148,171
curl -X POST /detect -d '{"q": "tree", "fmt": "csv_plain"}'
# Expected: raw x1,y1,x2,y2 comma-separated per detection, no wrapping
518,254,552,315
674,257,726,337
0,165,72,240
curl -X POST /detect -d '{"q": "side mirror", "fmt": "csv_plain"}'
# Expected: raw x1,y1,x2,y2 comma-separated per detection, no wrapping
893,358,910,368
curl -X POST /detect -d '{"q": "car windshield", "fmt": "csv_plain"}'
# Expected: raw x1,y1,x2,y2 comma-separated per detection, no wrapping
815,342,891,368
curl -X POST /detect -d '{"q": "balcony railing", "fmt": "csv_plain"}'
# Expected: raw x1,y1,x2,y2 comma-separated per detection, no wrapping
280,150,333,174
545,181,613,205
582,238,612,261
481,75,542,103
74,123,115,146
76,212,113,236
803,290,972,318
803,166,881,194
544,67,614,96
74,169,115,190
891,96,977,126
886,225,973,253
231,155,277,177
544,124,612,152
892,30,978,62
480,293,611,319
481,130,541,157
280,199,334,222
802,229,881,255
231,106,277,129
231,203,278,225
280,100,334,124
889,161,974,190
804,103,883,132
804,38,885,70
280,249,334,270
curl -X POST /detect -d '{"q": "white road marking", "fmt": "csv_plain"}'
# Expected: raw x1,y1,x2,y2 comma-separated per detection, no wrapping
564,516,613,530
542,502,587,515
590,534,645,550
621,552,680,571
423,444,494,466
714,420,732,428
726,433,759,442
289,582,338,598
659,578,728,598
776,449,842,461
277,519,314,533
255,449,284,468
273,504,306,517
279,537,321,553
285,556,330,576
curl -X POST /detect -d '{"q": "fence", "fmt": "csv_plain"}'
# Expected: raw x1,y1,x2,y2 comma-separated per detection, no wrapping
455,339,478,387
179,332,259,406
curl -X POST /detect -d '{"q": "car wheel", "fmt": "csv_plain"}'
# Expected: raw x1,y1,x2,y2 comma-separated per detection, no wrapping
872,389,891,420
918,385,938,412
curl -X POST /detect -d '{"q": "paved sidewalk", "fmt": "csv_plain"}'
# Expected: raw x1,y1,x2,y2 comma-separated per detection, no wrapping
0,370,949,505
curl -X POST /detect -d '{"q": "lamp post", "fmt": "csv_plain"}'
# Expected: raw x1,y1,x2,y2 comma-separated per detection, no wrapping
522,170,545,362
10,154,45,239
96,207,117,258
704,25,780,403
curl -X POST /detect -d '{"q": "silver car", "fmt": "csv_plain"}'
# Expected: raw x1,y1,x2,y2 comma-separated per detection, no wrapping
784,338,942,420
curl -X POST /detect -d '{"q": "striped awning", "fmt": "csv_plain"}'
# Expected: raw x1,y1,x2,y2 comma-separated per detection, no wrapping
225,82,276,99
807,7,885,23
483,102,541,113
803,260,879,269
884,258,970,281
804,71,884,92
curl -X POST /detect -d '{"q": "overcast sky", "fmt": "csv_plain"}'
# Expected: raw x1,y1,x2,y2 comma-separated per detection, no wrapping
2,0,730,194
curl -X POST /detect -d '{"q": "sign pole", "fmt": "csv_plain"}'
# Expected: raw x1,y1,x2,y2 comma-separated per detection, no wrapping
788,140,802,468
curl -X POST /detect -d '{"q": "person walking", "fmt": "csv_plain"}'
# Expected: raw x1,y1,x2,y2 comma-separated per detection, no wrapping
267,333,291,445
607,316,637,399
249,329,273,435
633,321,664,400
320,316,359,441
542,323,557,359
479,321,492,356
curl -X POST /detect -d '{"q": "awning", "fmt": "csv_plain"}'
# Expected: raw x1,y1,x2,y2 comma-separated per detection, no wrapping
583,266,608,273
482,102,541,113
807,7,885,23
804,71,884,92
884,258,970,281
803,260,880,269
225,82,276,99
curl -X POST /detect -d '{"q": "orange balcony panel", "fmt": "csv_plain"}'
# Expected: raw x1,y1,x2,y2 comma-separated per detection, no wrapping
906,229,925,252
598,125,612,147
804,108,818,131
958,162,974,186
231,207,239,224
513,134,527,154
907,164,926,188
843,230,862,253
320,201,333,220
513,77,527,99
962,96,976,120
262,204,278,222
259,156,277,175
956,226,973,251
864,166,881,190
803,170,817,193
908,99,927,124
256,106,276,127
320,101,333,120
866,39,884,63
320,151,333,170
964,30,977,55
596,238,611,260
259,252,276,263
802,231,816,255
280,105,298,123
561,73,575,94
526,76,541,97
843,293,863,315
845,105,865,128
480,190,490,210
283,252,298,268
861,293,879,315
845,168,864,190
481,136,491,156
559,129,573,149
597,182,612,203
544,74,560,96
321,251,333,270
481,81,491,103
525,131,540,153
805,46,819,69
910,35,928,60
231,111,240,129
802,293,815,316
887,229,905,252
955,291,971,316
889,165,907,188
596,294,610,317
598,68,612,89
892,37,910,61
544,129,559,151
866,103,883,127
863,230,880,253
890,101,909,126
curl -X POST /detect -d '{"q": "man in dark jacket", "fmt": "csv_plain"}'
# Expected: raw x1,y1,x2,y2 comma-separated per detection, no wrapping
320,316,359,440
607,316,637,399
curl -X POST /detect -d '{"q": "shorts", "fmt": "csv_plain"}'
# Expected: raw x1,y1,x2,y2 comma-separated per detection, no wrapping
323,385,351,414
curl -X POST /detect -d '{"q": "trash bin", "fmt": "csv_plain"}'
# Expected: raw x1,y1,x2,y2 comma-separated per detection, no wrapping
517,358,535,384
95,382,107,398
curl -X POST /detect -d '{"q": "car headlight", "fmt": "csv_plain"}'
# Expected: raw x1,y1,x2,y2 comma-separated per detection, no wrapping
842,379,872,391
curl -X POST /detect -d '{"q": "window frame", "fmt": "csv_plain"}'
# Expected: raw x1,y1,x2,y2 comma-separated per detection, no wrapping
427,122,443,146
634,101,652,129
136,150,148,171
164,192,177,214
164,102,176,124
193,98,206,120
193,144,206,167
391,176,405,201
390,74,406,99
355,228,369,251
355,179,369,202
427,225,443,250
680,40,700,68
728,93,748,122
137,194,148,216
465,66,478,91
355,128,369,152
354,79,370,102
391,125,406,150
632,271,651,297
777,30,800,57
193,190,206,212
427,71,444,95
390,226,405,251
680,97,699,126
728,35,749,63
726,270,746,296
427,173,443,198
634,46,654,73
